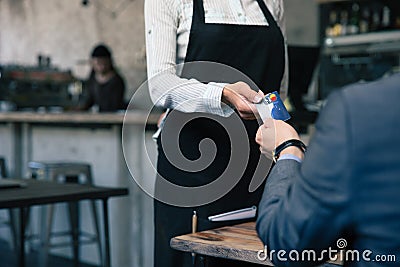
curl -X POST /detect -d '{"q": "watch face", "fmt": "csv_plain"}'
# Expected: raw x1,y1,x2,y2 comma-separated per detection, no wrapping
255,91,290,122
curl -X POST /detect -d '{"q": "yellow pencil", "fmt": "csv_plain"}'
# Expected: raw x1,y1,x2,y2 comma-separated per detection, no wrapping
191,211,197,265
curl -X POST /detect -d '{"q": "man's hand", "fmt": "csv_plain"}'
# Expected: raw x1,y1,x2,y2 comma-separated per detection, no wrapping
222,81,263,120
256,119,304,160
157,112,167,127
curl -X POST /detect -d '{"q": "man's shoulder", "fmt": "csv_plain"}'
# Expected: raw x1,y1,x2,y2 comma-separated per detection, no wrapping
340,73,400,105
322,73,400,122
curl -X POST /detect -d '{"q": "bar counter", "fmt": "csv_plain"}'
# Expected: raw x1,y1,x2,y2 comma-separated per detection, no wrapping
0,110,159,124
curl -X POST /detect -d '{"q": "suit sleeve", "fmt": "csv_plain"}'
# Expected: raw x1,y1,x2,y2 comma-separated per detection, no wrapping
256,90,353,266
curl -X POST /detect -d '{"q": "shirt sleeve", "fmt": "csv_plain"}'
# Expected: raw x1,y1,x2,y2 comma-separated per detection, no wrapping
277,153,303,163
144,0,233,117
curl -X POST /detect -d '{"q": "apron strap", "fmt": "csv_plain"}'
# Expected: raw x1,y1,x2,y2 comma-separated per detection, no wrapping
192,0,206,25
255,0,279,27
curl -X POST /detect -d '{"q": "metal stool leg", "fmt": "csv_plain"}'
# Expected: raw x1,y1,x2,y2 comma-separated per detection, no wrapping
22,208,31,249
8,208,18,250
38,204,55,267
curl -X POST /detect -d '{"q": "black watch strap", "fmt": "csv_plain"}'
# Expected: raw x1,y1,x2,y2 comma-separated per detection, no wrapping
273,139,307,162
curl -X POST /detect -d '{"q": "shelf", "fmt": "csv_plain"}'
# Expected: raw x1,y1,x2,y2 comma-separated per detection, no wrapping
316,0,368,4
323,31,400,54
325,31,400,47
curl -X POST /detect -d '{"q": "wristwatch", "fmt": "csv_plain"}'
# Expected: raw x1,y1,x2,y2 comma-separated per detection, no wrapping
273,139,307,162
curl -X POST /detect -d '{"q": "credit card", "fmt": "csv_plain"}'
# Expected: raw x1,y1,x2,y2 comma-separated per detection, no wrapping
255,91,290,122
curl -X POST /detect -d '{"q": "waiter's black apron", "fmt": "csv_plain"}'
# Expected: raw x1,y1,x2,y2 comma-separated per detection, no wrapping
154,0,285,266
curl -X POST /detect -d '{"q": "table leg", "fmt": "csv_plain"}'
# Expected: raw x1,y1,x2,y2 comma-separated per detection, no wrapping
68,201,80,267
102,198,110,267
19,207,26,267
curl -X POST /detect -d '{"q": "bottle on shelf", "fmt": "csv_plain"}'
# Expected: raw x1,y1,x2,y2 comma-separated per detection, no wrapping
381,6,391,30
349,3,360,35
326,10,338,37
395,16,400,29
324,0,400,38
370,7,381,32
359,6,370,34
339,9,349,36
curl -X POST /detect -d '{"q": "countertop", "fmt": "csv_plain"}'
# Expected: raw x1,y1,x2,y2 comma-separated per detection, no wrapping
0,110,160,125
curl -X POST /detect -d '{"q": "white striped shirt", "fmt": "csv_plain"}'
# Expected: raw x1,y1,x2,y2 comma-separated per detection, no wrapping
145,0,288,117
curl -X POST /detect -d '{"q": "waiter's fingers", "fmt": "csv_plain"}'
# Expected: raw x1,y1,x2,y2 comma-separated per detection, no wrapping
226,82,263,104
235,97,258,120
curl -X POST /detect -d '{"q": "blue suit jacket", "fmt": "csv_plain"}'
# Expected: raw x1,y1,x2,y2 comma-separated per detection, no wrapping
256,73,400,267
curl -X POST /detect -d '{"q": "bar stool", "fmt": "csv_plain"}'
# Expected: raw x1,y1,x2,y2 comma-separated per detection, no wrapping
0,157,18,250
28,161,103,267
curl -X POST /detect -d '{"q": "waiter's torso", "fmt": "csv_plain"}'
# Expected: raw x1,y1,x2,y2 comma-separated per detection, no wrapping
157,0,285,213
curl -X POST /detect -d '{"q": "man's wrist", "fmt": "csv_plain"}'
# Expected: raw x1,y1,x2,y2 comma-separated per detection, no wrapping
273,139,306,162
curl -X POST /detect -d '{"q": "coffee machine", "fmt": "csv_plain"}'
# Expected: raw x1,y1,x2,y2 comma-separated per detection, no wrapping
0,58,82,111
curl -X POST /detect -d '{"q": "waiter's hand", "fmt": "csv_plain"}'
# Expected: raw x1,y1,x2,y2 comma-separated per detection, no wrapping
256,119,304,159
222,82,263,120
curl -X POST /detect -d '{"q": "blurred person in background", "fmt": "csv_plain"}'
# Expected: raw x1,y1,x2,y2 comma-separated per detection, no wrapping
79,43,126,112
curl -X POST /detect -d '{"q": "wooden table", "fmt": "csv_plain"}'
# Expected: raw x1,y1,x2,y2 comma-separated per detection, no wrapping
0,179,128,267
171,222,342,266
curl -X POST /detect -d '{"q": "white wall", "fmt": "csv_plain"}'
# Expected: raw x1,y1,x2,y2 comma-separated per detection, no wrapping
284,0,319,46
0,0,147,100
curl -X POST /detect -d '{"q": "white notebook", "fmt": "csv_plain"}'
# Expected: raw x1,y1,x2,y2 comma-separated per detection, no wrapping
208,206,257,222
